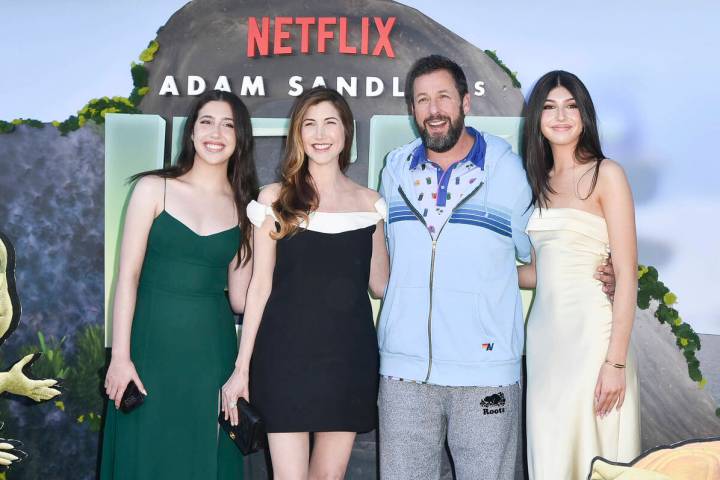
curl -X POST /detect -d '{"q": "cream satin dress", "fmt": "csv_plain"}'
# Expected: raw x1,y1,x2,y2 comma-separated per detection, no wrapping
526,208,641,480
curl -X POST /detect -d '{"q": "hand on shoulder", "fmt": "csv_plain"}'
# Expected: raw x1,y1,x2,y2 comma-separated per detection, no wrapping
257,182,281,205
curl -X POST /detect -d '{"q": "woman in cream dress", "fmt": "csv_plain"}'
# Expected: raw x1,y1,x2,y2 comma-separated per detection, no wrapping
519,71,641,479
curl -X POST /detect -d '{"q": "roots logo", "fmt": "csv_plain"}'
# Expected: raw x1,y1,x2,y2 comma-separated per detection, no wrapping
480,392,506,415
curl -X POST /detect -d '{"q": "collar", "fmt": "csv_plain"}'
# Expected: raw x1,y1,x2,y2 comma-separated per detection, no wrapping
409,126,486,171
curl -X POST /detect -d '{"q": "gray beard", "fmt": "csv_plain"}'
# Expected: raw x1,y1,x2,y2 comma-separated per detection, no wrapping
419,116,465,154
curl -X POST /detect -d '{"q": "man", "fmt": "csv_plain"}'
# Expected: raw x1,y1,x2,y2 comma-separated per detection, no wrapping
377,55,612,479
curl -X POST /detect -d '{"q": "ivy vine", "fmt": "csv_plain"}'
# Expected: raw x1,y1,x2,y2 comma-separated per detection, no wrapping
0,39,158,135
484,49,521,88
637,264,718,417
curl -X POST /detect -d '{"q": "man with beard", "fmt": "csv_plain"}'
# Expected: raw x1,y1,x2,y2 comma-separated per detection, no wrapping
376,55,530,479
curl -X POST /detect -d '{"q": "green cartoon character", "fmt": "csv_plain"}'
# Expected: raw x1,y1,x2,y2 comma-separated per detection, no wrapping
0,231,61,470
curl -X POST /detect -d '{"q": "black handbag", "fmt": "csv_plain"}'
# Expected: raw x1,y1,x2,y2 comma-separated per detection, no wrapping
119,381,145,413
218,398,267,455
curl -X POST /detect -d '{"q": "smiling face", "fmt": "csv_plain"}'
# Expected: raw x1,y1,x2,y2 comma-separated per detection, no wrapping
540,86,583,147
192,100,237,166
412,69,469,153
300,101,345,166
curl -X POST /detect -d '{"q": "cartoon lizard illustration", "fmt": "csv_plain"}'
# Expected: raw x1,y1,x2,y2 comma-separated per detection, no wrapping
0,230,61,470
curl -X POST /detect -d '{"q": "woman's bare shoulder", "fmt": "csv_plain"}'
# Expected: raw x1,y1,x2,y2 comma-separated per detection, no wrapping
347,181,381,210
132,175,165,205
597,159,629,188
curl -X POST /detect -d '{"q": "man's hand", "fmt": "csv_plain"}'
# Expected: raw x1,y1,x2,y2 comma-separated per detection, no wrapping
595,256,616,301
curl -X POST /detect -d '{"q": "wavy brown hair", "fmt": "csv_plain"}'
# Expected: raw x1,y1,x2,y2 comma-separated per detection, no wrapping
272,87,354,239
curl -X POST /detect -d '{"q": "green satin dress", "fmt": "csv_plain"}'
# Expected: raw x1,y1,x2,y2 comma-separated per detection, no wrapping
101,209,243,479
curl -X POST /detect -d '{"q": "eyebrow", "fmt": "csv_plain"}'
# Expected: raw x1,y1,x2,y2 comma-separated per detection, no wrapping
544,97,575,103
303,116,339,121
198,114,234,121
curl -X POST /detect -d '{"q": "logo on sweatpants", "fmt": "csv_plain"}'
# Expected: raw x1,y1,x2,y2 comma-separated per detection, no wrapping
482,342,494,351
480,392,505,415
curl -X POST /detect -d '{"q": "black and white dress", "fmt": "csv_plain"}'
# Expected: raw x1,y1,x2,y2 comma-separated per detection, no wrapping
247,199,386,433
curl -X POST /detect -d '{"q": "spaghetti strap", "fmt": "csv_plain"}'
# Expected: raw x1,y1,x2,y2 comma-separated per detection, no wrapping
163,178,167,211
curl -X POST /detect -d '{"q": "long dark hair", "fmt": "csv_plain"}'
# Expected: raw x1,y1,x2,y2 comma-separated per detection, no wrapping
522,70,605,209
131,90,259,266
272,87,354,239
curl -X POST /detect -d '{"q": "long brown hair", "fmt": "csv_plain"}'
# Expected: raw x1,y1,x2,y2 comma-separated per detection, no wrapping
521,71,605,210
131,90,259,266
272,87,354,239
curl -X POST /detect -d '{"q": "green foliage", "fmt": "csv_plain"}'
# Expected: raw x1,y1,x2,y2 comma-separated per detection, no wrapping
0,37,158,135
75,96,140,131
0,120,15,133
138,40,160,63
129,61,151,106
77,411,103,432
637,264,716,415
57,115,80,136
484,50,521,88
20,332,70,380
65,324,105,415
131,62,149,89
0,118,45,134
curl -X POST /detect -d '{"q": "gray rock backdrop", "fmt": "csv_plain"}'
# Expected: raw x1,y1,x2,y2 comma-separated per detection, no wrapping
138,0,525,185
0,0,718,478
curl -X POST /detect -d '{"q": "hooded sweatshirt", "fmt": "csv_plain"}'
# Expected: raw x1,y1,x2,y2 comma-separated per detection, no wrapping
378,130,532,387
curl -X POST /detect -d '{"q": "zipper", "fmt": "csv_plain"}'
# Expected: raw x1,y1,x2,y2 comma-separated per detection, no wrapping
397,181,484,382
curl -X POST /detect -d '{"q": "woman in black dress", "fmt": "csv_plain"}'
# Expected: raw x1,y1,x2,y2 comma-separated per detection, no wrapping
222,87,389,478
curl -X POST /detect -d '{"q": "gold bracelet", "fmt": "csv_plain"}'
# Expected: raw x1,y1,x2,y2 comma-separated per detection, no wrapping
605,360,626,369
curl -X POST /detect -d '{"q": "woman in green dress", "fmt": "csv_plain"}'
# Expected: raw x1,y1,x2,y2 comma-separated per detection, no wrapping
101,90,259,479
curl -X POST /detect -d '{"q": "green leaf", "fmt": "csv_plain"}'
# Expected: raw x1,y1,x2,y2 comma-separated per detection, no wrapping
646,266,659,282
131,63,149,89
0,120,15,133
688,365,702,382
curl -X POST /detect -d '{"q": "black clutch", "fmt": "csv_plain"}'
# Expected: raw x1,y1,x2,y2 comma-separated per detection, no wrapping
218,398,267,455
119,381,145,413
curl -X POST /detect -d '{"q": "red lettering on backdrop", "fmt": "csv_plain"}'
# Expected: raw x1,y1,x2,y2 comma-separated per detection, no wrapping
361,17,370,55
274,17,293,54
295,17,315,53
338,17,357,54
245,16,396,57
317,17,336,53
247,17,270,57
373,17,395,57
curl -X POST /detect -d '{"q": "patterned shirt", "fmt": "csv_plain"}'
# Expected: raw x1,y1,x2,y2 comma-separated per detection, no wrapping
408,127,487,238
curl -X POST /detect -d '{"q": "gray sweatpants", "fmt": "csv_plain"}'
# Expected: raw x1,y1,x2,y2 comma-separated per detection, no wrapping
379,377,520,480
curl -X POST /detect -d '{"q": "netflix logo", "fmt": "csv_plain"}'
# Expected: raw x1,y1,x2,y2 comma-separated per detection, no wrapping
246,16,396,58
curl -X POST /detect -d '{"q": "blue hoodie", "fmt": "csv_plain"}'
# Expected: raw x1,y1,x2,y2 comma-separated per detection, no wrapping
378,131,532,387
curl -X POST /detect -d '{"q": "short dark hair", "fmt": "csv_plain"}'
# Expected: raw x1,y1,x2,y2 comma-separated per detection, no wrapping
405,55,469,107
